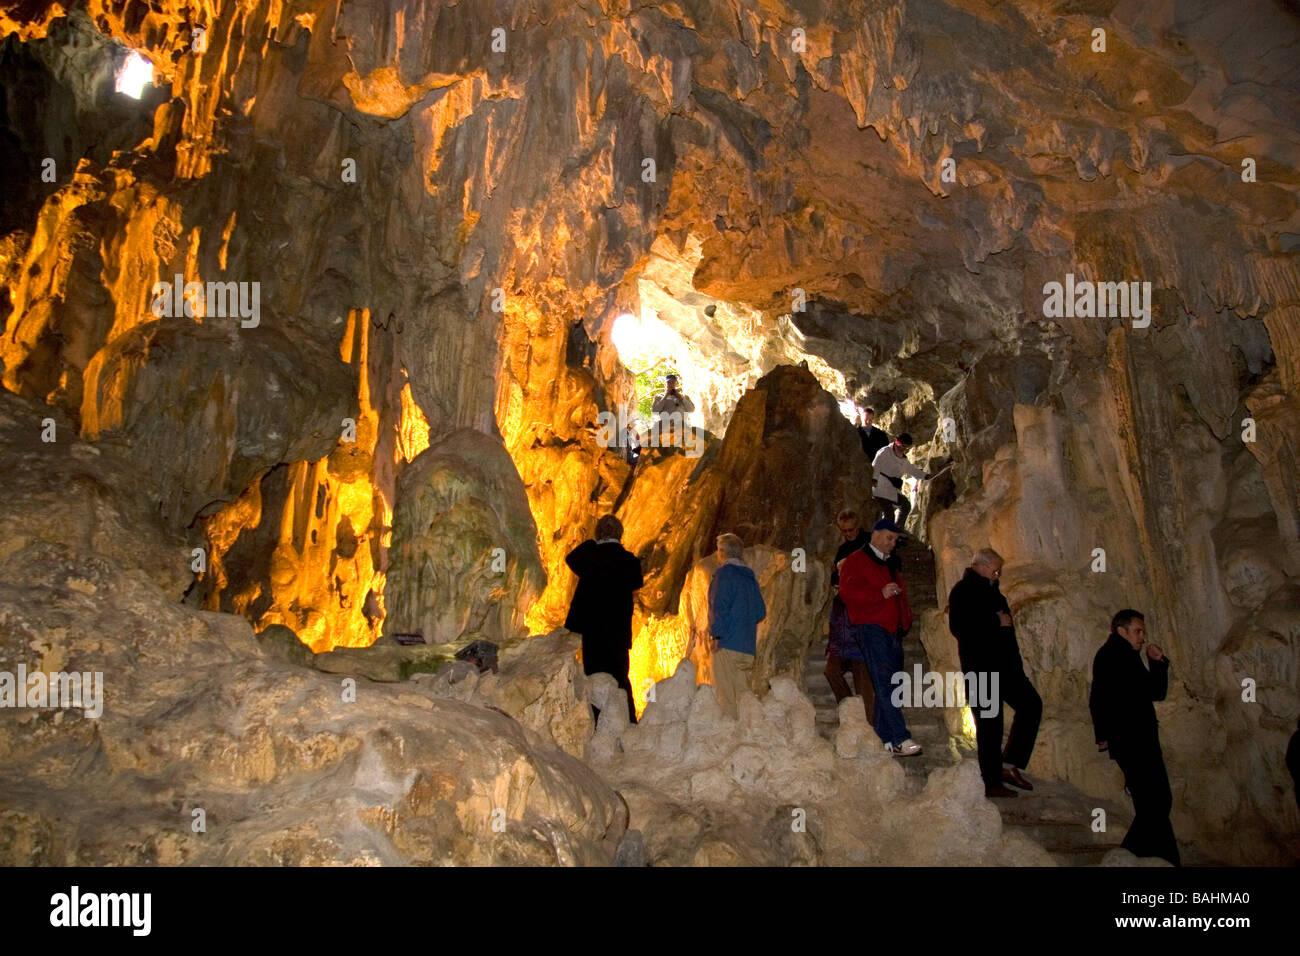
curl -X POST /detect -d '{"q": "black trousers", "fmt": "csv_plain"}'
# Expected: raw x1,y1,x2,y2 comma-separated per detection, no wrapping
874,494,912,528
581,635,637,724
968,655,1042,789
1114,743,1180,866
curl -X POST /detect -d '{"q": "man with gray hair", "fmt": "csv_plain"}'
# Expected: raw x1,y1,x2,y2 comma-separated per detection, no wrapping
706,533,767,718
947,548,1041,798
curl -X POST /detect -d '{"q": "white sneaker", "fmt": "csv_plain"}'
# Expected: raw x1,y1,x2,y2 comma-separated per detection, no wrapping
885,739,922,756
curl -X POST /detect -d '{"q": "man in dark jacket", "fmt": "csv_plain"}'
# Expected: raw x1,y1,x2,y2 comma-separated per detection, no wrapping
857,407,890,462
947,548,1041,798
1089,609,1179,865
826,510,873,722
564,514,644,723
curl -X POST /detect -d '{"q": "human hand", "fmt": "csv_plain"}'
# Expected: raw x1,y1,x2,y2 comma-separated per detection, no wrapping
1145,643,1163,661
711,638,720,653
997,611,1013,628
1097,741,1108,752
882,583,901,598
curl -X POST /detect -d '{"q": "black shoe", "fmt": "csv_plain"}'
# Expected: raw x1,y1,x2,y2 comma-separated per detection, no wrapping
1002,767,1034,791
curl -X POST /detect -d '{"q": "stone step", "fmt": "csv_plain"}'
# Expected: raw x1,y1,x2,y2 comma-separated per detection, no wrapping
1001,821,1122,854
898,725,948,743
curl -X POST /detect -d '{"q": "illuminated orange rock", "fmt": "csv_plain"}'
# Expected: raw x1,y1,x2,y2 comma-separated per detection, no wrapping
612,365,875,711
80,318,355,525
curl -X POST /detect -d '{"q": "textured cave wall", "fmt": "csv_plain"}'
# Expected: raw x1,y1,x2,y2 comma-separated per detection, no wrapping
0,385,628,865
1,0,1298,865
0,10,166,233
924,318,1298,865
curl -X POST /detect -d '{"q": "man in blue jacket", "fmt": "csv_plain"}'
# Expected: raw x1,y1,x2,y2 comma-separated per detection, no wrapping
707,533,768,718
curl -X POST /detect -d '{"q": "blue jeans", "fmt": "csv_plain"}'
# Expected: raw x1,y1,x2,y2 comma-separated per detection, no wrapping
851,622,910,746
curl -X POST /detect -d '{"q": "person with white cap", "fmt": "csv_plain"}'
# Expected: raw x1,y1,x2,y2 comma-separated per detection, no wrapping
871,433,931,530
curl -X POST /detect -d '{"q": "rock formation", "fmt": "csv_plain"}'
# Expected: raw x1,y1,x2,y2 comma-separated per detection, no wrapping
0,390,623,865
383,426,546,646
1,0,1297,865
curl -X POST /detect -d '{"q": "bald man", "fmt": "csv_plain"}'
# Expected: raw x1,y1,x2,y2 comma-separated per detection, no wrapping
947,548,1041,798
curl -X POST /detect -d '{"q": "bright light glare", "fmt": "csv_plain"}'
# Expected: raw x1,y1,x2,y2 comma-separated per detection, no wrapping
115,51,153,99
838,399,857,421
611,313,645,359
611,310,677,368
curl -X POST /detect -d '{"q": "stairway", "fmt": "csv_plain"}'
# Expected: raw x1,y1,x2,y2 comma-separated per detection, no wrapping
994,778,1131,864
895,542,957,782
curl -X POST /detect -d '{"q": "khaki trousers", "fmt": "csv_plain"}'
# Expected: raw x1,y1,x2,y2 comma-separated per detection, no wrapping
712,647,756,718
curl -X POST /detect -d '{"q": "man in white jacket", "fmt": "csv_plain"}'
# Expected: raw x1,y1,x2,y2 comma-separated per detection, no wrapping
871,433,931,530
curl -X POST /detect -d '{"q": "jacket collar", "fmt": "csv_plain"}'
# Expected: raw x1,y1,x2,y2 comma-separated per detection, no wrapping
1105,632,1138,654
865,546,899,571
844,529,868,548
962,567,1000,591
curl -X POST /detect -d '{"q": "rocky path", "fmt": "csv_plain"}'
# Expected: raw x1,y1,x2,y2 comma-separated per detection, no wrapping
995,778,1131,865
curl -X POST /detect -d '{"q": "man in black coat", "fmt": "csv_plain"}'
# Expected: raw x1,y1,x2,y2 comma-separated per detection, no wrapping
947,548,1041,798
1089,609,1179,865
564,514,644,723
857,407,890,462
